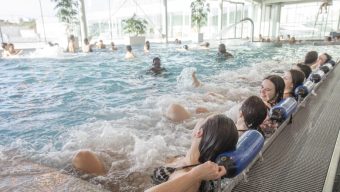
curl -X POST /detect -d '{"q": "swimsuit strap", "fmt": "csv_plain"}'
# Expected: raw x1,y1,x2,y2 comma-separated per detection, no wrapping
175,163,200,171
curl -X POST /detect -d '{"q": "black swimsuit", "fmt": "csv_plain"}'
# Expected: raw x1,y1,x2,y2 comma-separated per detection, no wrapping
152,164,199,184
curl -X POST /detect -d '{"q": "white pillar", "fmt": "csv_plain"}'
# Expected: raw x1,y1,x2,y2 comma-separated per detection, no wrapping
218,0,223,40
79,0,88,44
162,0,168,43
270,4,281,38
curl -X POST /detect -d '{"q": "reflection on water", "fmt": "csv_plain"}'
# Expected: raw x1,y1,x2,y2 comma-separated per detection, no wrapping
0,43,339,191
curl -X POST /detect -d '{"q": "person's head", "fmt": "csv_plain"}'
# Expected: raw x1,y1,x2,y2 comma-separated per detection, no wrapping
304,51,318,65
84,38,89,45
8,43,14,52
192,114,238,163
111,42,115,47
126,45,132,52
152,57,161,68
99,40,103,44
240,96,267,129
218,44,226,53
326,36,332,42
287,34,291,39
266,38,271,42
294,63,312,78
283,69,305,93
317,53,332,66
260,75,285,106
183,45,188,50
1,43,7,49
203,42,209,48
144,41,150,50
290,37,296,43
69,35,75,41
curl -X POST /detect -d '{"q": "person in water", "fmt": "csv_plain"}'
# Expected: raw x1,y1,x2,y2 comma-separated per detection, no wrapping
67,35,76,53
97,40,106,49
217,44,233,59
149,57,166,75
125,45,135,59
311,53,332,69
260,75,285,108
2,43,22,57
199,42,210,50
259,75,285,135
72,114,238,192
146,161,226,192
303,51,318,68
293,63,312,79
82,38,92,53
282,69,305,99
111,42,118,51
150,114,238,191
144,41,150,53
1,43,8,57
236,96,268,136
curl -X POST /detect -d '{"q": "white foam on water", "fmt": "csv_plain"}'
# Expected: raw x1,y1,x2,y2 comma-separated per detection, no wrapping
28,45,65,58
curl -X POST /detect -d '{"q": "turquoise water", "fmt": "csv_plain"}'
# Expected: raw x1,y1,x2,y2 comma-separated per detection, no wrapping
0,42,339,191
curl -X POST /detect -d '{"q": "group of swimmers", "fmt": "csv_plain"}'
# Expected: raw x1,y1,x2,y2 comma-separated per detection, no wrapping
1,43,22,57
69,41,333,191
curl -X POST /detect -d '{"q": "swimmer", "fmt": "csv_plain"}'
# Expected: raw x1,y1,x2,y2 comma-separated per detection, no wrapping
289,36,296,44
1,43,8,57
217,44,233,59
292,63,312,79
199,42,210,50
82,38,92,53
303,51,318,67
97,40,106,49
111,42,118,51
67,35,76,53
146,161,226,192
236,96,268,136
260,75,285,108
144,41,150,53
3,43,22,57
311,53,332,70
148,114,238,191
282,69,305,99
259,75,285,136
125,45,135,59
73,114,238,192
148,57,166,75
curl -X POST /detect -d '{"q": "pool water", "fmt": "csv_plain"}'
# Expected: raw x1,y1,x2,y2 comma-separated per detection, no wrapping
0,42,339,191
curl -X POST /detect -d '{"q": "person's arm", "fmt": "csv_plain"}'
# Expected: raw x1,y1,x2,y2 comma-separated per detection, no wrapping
192,71,201,87
146,161,226,192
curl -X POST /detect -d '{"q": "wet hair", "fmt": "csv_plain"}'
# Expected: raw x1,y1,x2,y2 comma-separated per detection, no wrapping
241,96,268,130
126,45,132,52
304,51,318,65
1,43,7,49
84,38,89,44
203,42,209,47
198,114,238,191
296,63,312,78
326,36,332,42
322,53,332,64
289,69,305,93
264,75,285,106
198,114,238,162
145,41,150,50
153,57,160,64
69,35,75,41
218,43,226,53
183,45,188,50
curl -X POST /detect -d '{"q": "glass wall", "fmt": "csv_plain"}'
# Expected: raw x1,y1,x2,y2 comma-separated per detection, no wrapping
280,1,340,39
